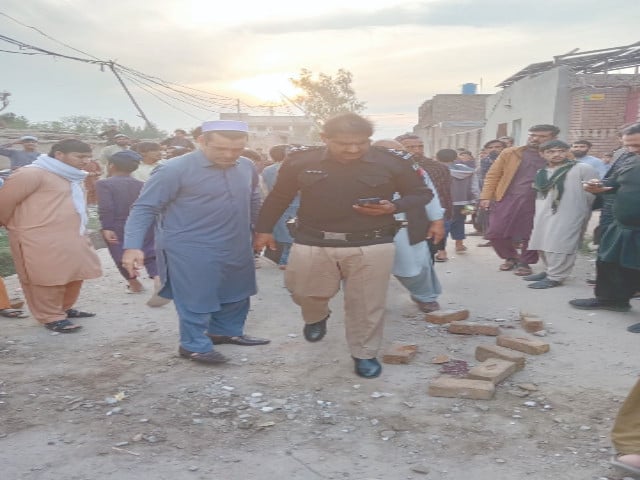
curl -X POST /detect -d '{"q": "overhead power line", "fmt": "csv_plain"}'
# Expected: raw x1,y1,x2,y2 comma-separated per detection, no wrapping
0,14,306,125
0,11,102,61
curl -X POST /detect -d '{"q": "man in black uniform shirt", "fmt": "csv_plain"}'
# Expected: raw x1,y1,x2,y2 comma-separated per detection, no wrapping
254,113,433,378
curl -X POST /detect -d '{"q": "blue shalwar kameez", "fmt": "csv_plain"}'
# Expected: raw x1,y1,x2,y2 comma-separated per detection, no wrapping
124,150,261,353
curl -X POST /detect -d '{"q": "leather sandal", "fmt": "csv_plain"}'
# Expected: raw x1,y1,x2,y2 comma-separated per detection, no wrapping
0,309,28,318
513,264,533,276
44,319,82,333
65,309,96,318
499,258,517,271
434,251,448,262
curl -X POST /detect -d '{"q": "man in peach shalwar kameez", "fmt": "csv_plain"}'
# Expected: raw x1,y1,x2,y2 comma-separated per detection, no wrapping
0,139,102,332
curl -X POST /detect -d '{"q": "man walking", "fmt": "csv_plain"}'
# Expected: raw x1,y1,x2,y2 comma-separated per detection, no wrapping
524,140,597,288
610,379,640,476
0,139,102,332
123,120,269,365
260,144,299,269
394,134,453,258
372,139,445,313
254,113,433,378
479,124,560,276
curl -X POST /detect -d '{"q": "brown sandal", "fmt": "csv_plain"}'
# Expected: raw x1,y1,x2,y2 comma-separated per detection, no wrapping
499,258,517,271
513,264,533,276
0,309,28,319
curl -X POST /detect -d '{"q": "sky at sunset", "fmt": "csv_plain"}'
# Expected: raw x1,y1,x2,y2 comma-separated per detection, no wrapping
1,0,639,138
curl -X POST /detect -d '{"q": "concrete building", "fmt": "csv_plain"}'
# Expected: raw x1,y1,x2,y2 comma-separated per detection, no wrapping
414,91,490,157
485,42,640,156
220,112,316,153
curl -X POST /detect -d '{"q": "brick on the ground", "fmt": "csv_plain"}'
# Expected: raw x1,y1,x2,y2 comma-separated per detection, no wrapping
467,358,517,385
520,311,545,333
425,309,469,325
496,335,550,355
475,344,526,370
428,376,495,400
382,342,418,364
448,321,500,336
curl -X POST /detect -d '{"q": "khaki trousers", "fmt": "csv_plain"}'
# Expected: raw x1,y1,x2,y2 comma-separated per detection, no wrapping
0,277,10,309
612,379,640,454
20,280,83,324
285,243,395,359
540,251,577,282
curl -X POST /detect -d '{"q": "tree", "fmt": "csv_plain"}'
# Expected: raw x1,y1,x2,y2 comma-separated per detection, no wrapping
0,112,29,129
60,115,107,134
290,68,366,123
117,120,166,140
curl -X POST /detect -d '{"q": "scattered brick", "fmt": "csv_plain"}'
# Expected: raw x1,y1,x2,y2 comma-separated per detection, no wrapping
475,344,526,370
431,354,450,364
517,383,539,392
467,358,517,385
448,321,500,336
382,342,418,364
424,309,469,325
520,312,545,333
496,335,550,355
428,376,495,400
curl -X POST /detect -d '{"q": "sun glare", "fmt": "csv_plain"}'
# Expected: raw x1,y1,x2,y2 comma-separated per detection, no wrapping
231,73,300,103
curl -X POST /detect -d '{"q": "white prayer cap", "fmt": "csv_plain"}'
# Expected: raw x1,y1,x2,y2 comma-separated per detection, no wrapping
201,120,249,133
20,135,38,142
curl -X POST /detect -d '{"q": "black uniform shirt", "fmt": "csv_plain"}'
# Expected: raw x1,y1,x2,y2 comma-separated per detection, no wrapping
255,145,433,247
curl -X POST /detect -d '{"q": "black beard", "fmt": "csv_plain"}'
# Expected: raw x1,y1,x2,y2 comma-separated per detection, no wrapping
572,150,587,158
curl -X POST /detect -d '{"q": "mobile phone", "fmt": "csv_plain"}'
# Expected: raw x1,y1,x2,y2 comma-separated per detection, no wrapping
357,197,382,206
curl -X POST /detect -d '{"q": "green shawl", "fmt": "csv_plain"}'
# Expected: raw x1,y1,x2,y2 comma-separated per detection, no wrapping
533,160,576,214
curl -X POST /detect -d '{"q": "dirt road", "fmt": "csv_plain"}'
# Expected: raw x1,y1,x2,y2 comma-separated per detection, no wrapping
0,235,638,480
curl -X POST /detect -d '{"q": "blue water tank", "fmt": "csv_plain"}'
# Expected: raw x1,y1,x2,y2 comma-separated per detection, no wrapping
462,83,477,95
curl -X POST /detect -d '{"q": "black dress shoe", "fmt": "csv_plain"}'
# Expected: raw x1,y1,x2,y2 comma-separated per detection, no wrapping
207,334,270,346
528,279,561,289
569,298,631,312
179,346,229,364
303,317,328,342
353,357,382,378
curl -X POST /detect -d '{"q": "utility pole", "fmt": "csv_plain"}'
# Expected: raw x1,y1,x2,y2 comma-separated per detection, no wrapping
236,98,241,120
107,62,153,129
0,91,10,112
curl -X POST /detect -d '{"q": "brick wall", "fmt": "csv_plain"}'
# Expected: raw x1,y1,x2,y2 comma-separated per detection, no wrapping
419,94,489,126
568,75,640,157
418,94,489,156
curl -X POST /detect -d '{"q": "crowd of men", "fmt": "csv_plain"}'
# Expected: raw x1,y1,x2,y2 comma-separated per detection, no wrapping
0,115,639,476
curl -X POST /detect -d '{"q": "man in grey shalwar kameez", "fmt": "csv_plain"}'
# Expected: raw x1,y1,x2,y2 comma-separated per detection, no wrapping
123,120,269,365
525,140,597,288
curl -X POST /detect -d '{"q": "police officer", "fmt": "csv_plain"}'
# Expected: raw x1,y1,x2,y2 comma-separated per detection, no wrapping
254,113,433,378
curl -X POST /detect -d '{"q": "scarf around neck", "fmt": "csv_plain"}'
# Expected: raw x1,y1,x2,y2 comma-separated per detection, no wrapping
27,154,89,235
533,160,576,214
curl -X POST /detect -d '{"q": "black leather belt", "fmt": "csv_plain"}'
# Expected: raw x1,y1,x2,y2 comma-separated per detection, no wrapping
296,224,398,242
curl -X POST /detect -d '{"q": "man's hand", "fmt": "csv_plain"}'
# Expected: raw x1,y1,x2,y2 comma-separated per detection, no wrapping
101,229,119,244
479,199,491,210
426,219,445,244
353,199,397,216
582,179,613,194
253,232,276,253
122,249,144,278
